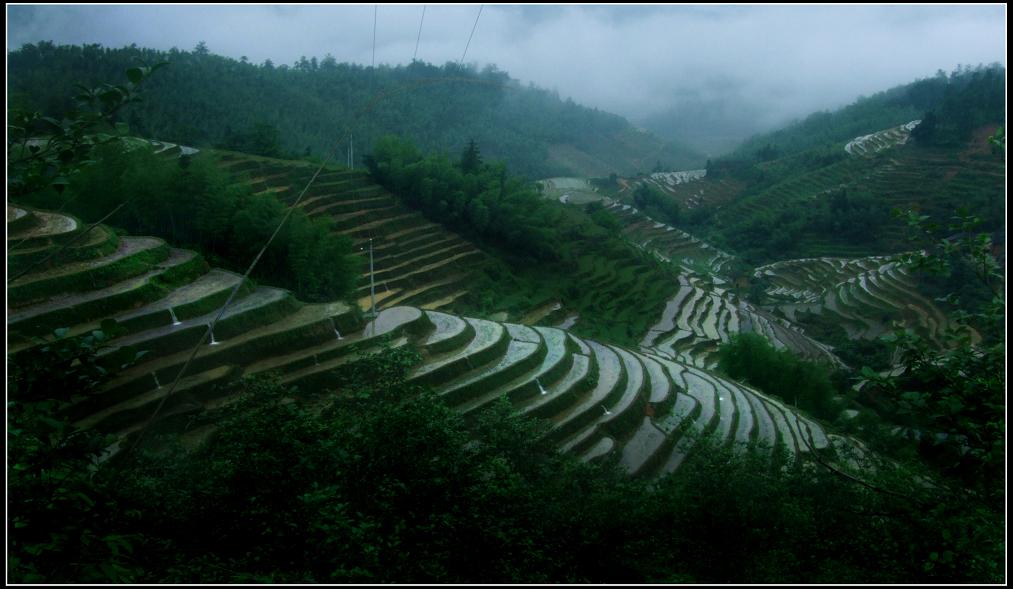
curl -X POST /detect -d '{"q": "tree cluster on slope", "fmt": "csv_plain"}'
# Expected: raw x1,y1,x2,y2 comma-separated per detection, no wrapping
731,64,1004,161
366,135,561,262
7,41,700,178
8,337,1005,583
22,143,358,302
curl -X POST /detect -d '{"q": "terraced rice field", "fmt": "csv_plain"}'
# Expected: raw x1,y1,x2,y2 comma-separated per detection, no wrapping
754,253,968,347
8,205,858,478
394,308,844,477
538,177,605,205
639,272,842,370
623,170,745,211
845,120,920,156
216,152,491,314
640,170,711,209
123,137,200,157
643,169,706,195
553,251,676,345
605,202,735,274
827,142,1005,238
716,155,891,228
714,132,1003,259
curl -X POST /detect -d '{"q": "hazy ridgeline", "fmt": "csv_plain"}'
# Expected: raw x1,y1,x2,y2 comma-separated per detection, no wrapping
6,24,1006,584
7,42,703,179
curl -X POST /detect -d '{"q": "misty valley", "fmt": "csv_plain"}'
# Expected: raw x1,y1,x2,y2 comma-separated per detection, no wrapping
6,4,1006,585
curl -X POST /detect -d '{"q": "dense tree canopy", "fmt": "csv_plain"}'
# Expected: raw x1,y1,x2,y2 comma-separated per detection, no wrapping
731,64,1005,161
909,65,1006,147
717,332,841,421
21,143,359,302
367,135,561,262
9,338,1005,583
632,182,681,226
7,41,701,178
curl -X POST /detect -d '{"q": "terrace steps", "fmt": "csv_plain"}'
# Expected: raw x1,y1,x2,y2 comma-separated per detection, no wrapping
7,208,81,248
368,274,469,311
7,248,206,343
214,153,495,314
605,202,734,273
640,273,841,369
9,205,858,480
354,250,485,297
9,236,170,307
756,253,959,348
437,337,545,407
9,224,120,276
69,296,351,421
456,326,573,417
421,290,470,310
75,364,241,433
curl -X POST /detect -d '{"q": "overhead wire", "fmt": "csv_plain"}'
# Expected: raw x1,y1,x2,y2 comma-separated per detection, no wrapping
413,5,426,62
366,3,379,309
128,156,332,452
372,4,378,69
459,5,484,66
12,4,508,456
124,3,494,451
131,3,403,449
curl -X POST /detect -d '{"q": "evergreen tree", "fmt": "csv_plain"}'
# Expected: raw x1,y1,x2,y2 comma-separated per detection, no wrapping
460,139,483,174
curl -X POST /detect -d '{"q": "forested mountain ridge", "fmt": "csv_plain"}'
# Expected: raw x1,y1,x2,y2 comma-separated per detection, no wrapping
615,65,1006,266
729,63,1005,161
6,41,704,178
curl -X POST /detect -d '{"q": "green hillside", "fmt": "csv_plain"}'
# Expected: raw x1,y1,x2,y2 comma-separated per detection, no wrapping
8,195,1002,583
730,64,1004,161
6,41,703,178
629,65,1007,265
7,202,854,471
7,47,1005,584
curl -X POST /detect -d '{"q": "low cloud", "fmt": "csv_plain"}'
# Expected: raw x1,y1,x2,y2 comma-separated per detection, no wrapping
8,4,1006,148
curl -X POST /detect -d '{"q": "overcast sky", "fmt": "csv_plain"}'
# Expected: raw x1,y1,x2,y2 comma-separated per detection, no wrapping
7,4,1007,133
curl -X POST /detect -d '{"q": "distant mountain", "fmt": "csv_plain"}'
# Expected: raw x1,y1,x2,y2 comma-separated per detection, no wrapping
629,64,1006,265
727,63,1005,161
637,95,771,159
7,41,704,178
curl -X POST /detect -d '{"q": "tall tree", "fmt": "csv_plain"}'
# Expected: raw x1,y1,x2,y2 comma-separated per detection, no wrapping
460,139,483,174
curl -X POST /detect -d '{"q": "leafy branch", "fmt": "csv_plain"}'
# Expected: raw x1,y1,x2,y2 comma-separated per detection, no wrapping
7,63,167,197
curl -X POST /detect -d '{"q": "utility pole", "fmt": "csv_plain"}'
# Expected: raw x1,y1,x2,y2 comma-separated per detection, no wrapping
369,237,376,332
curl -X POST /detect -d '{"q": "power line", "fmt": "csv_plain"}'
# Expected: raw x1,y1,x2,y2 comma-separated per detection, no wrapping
372,4,378,69
459,5,484,66
362,5,380,168
128,152,335,452
126,3,494,451
128,49,408,448
413,5,426,62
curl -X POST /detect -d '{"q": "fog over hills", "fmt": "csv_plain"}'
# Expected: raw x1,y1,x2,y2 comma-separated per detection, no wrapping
6,4,1007,585
8,4,1005,156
